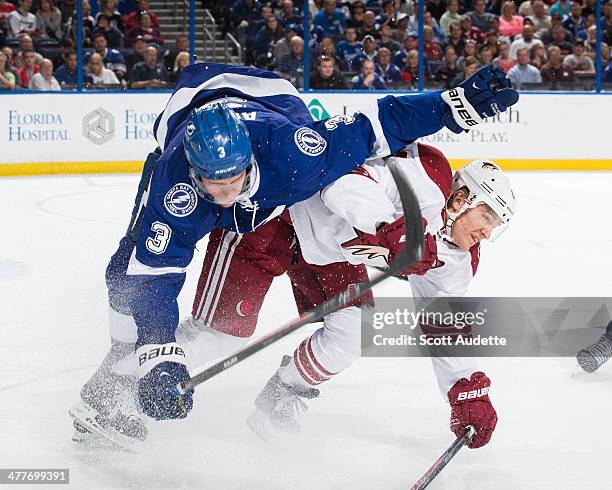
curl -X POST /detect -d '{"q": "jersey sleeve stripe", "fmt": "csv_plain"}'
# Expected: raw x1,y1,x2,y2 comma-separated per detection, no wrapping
126,249,187,276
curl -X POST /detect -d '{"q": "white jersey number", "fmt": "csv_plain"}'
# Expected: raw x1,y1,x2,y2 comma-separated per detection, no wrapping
146,221,172,255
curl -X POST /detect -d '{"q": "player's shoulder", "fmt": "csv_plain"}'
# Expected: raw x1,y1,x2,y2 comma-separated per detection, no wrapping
416,142,453,200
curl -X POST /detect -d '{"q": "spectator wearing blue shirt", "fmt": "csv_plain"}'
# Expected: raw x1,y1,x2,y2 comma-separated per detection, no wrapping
278,0,300,27
53,49,93,86
507,48,542,88
375,47,401,83
277,35,304,86
350,34,378,70
393,35,418,69
253,14,284,67
85,32,127,80
352,58,387,89
562,2,585,36
314,0,347,39
336,26,363,70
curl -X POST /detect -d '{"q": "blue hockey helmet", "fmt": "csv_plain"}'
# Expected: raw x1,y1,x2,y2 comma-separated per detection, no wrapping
184,101,253,180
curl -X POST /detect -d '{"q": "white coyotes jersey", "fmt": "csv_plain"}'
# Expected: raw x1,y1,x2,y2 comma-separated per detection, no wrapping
289,142,479,298
289,142,481,395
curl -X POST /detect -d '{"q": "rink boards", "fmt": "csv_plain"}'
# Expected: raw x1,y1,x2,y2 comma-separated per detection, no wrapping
0,91,610,175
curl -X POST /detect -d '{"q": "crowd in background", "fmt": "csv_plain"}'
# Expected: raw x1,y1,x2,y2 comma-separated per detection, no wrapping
1,0,611,91
226,0,612,89
0,0,191,90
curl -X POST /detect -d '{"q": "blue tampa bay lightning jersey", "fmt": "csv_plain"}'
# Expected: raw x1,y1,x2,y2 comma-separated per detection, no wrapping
125,63,451,345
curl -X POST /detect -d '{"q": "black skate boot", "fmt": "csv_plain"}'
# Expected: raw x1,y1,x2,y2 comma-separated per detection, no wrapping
246,355,320,440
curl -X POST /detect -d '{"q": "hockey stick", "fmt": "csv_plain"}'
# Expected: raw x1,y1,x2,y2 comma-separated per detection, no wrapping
410,426,475,490
178,163,424,394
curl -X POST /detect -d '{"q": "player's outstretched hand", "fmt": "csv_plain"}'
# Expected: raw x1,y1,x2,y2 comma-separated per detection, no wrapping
447,371,497,448
136,343,194,420
441,64,519,134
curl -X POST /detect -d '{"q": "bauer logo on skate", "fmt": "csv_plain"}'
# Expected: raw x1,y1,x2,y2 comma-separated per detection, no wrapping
164,183,198,217
293,127,327,156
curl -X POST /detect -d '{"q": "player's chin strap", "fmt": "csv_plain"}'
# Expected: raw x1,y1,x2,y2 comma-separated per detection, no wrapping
441,199,475,246
189,158,260,204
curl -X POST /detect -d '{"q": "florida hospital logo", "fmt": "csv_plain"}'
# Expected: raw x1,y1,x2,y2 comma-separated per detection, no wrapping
164,183,198,217
83,108,114,145
294,127,327,156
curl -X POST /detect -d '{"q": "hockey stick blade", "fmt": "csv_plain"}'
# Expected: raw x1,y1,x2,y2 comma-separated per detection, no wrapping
178,163,424,394
410,426,475,490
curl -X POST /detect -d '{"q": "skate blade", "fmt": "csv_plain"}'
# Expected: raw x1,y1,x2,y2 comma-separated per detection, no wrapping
245,409,299,443
69,403,140,452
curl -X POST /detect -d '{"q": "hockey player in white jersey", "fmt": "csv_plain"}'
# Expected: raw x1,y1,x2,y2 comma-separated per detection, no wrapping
183,143,516,448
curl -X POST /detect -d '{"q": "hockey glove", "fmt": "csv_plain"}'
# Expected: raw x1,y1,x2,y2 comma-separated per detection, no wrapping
441,64,519,134
136,343,194,420
448,371,497,448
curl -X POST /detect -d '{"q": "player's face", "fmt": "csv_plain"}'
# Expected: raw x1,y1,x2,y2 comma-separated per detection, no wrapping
198,171,247,207
451,203,502,251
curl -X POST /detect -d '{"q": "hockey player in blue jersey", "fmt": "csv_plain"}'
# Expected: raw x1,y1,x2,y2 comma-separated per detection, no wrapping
69,62,519,447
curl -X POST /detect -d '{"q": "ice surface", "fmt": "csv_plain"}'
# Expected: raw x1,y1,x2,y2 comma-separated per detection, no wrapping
1,173,611,489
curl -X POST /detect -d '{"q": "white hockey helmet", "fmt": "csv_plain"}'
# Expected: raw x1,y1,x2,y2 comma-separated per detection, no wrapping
444,159,516,242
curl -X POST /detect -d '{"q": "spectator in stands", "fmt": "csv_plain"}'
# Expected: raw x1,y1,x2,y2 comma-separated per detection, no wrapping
562,2,585,37
17,50,39,87
0,0,16,26
529,43,547,69
94,13,124,49
8,0,37,38
128,45,168,88
436,45,460,88
14,34,42,68
563,39,595,72
277,35,304,85
399,49,421,87
89,51,120,84
124,35,145,70
360,10,379,40
550,25,573,56
541,13,573,45
481,46,494,65
97,0,124,33
28,58,60,90
347,1,366,30
582,0,597,18
485,33,499,57
510,23,544,59
375,46,401,82
352,58,387,89
446,22,465,57
163,34,189,73
318,36,342,67
314,0,346,39
541,45,576,82
310,55,347,89
528,1,552,39
487,0,504,16
603,58,612,83
51,38,75,69
278,0,300,27
273,24,298,67
336,25,363,70
427,0,447,21
126,11,163,46
65,8,94,48
375,0,397,29
507,47,542,87
518,0,540,17
549,0,573,18
440,0,461,36
393,35,417,69
36,0,62,42
493,39,517,72
65,0,96,36
450,55,479,87
231,0,262,51
468,0,495,34
422,25,442,62
457,39,479,71
351,34,377,70
1,47,18,80
124,0,159,31
168,51,189,84
392,12,410,44
584,24,598,60
0,51,16,90
253,14,283,67
499,1,523,38
460,14,486,45
53,49,93,86
86,32,127,80
378,24,401,56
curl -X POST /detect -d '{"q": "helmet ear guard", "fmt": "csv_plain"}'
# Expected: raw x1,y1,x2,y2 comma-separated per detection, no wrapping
443,160,516,243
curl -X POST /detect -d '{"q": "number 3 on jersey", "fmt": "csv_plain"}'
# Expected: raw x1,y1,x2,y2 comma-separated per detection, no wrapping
146,221,172,254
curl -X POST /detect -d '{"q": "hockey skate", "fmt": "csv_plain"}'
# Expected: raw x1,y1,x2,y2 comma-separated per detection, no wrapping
577,332,612,373
246,356,319,441
69,345,148,450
